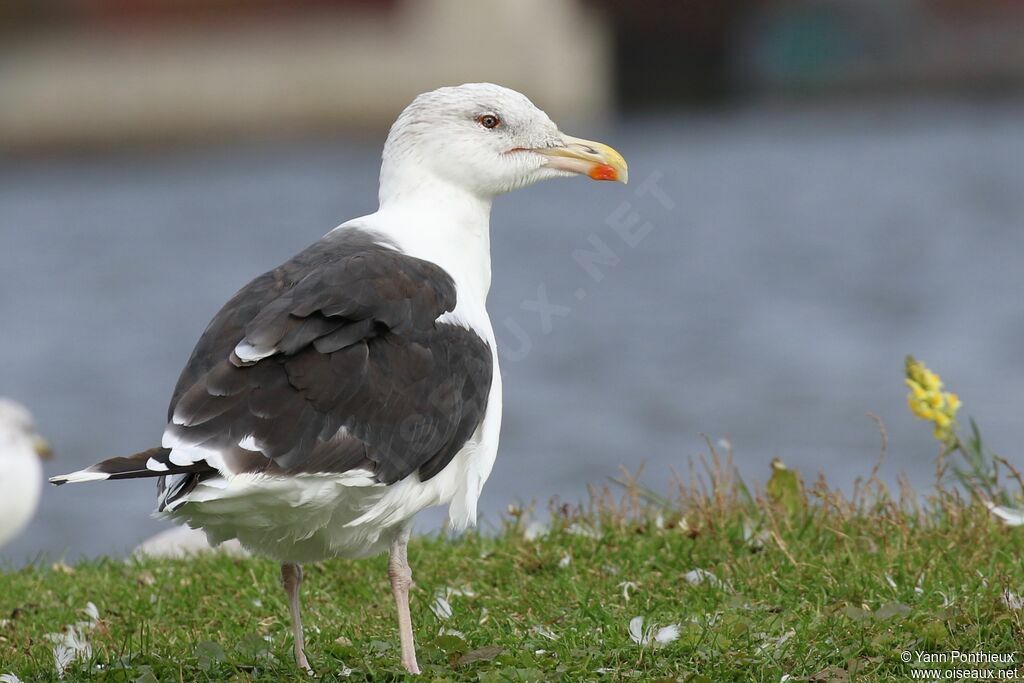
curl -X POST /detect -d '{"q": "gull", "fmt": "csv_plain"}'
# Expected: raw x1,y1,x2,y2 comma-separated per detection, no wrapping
52,83,627,674
0,399,51,548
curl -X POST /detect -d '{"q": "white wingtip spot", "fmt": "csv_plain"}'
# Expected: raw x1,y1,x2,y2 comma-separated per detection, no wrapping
168,449,200,466
166,444,226,472
50,470,110,485
161,429,189,449
145,457,169,472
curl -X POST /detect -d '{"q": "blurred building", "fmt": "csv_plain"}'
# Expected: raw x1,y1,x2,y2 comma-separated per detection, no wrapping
733,0,1024,98
592,0,1024,105
0,0,611,149
1,0,1023,149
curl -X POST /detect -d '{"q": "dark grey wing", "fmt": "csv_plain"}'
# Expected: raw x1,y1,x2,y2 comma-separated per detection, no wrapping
160,228,492,502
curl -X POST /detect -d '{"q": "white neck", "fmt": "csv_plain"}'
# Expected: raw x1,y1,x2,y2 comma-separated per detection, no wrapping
370,170,495,306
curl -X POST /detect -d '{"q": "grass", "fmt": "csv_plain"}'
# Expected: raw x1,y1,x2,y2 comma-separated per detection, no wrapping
3,444,1024,682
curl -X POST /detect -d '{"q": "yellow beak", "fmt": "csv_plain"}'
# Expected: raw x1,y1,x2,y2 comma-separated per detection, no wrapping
533,134,628,184
33,435,53,460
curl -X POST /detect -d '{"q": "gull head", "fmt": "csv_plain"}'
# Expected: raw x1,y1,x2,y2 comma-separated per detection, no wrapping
380,83,627,201
0,398,51,460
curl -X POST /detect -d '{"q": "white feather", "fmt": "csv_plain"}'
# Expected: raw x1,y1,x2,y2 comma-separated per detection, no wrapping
167,449,195,466
160,430,226,471
145,457,169,472
238,435,260,451
49,469,108,485
234,340,275,363
986,501,1024,526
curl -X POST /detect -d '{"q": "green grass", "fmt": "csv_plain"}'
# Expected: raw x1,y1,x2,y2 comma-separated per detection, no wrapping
3,456,1024,682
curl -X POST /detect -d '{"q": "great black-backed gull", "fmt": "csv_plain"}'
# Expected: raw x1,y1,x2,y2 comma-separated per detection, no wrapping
52,83,627,674
0,399,51,549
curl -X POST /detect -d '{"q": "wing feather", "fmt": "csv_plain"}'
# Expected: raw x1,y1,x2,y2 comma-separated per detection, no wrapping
158,228,491,508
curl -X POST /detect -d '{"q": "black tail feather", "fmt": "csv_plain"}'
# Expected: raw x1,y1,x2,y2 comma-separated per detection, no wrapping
50,447,214,485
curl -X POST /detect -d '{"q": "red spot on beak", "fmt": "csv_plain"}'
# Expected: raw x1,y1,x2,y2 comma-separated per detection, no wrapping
588,164,619,182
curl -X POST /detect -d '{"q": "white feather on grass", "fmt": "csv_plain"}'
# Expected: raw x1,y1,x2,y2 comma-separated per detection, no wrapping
628,616,680,647
45,602,101,679
985,501,1024,526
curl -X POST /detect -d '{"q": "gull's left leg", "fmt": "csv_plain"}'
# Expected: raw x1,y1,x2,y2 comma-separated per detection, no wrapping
281,562,313,675
388,522,420,674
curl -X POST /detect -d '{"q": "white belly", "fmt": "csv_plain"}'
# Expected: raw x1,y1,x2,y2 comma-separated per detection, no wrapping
162,376,502,563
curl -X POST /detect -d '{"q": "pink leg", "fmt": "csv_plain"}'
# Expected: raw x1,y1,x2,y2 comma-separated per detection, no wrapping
388,525,420,674
281,563,313,675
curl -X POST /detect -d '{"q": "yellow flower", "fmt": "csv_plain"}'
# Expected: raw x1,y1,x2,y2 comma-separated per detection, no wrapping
906,381,927,400
905,356,961,443
906,396,934,421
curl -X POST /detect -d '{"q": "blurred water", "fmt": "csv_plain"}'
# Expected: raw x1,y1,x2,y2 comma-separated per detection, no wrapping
2,98,1023,563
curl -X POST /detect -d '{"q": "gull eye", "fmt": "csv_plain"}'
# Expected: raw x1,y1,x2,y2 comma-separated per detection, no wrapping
478,114,500,129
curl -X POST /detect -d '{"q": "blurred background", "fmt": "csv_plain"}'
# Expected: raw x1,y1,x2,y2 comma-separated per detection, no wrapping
2,0,1023,562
